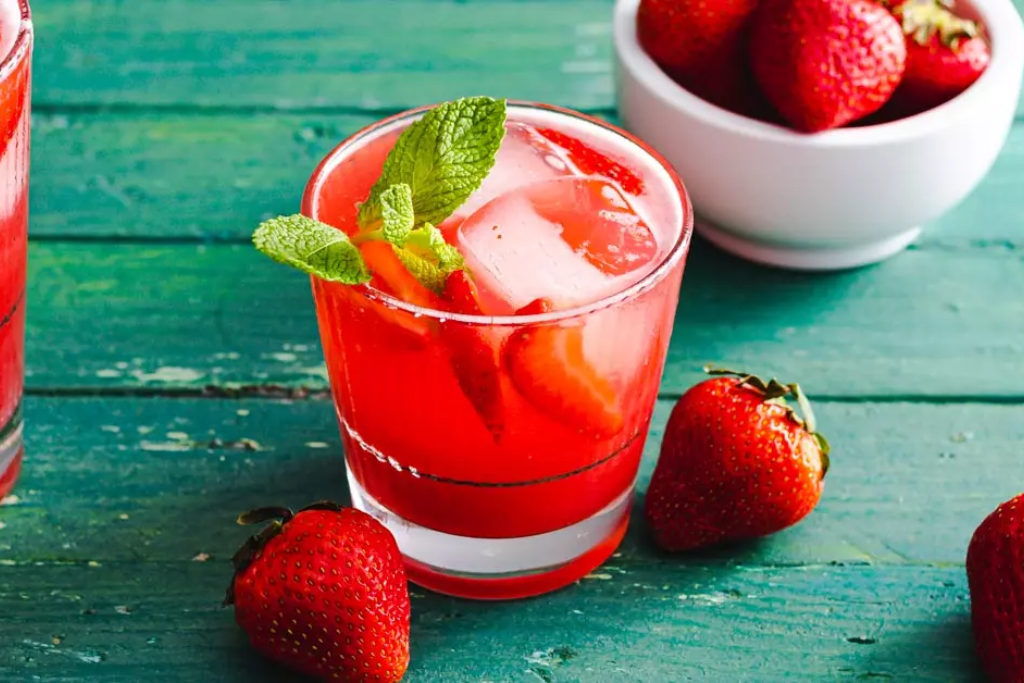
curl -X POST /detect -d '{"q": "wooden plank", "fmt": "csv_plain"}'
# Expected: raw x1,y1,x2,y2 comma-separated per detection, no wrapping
23,239,1024,396
2,397,1020,566
29,0,1024,116
0,395,1002,681
29,112,374,240
0,562,982,682
31,0,617,111
29,111,1024,241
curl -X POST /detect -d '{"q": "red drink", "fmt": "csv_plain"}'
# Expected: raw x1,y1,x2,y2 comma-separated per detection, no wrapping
0,0,31,498
304,103,692,599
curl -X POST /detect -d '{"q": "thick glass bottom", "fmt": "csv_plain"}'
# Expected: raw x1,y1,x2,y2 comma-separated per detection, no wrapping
0,403,22,498
347,468,632,600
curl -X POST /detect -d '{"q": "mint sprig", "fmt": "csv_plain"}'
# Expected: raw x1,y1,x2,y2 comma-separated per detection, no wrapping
359,96,508,227
379,184,415,245
253,97,506,294
253,215,371,285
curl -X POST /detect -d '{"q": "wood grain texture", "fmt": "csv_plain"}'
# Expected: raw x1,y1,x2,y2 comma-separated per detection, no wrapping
0,562,982,682
1,397,1018,566
0,396,1002,681
29,0,1024,116
24,239,1024,396
32,0,617,111
16,1,1024,680
29,111,1024,240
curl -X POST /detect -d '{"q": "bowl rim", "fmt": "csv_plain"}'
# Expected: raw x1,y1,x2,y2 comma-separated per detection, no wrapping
613,0,1024,148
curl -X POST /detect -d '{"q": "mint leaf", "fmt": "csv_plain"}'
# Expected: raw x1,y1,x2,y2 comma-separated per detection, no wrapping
379,184,415,246
253,214,370,285
392,246,448,294
406,222,465,271
359,96,507,227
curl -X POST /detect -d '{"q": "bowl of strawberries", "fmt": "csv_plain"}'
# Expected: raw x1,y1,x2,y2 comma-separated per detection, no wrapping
614,0,1024,270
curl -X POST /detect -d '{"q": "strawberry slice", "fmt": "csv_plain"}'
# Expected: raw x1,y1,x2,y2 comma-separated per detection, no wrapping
505,298,624,439
439,271,505,441
0,57,28,161
359,241,437,347
534,128,645,196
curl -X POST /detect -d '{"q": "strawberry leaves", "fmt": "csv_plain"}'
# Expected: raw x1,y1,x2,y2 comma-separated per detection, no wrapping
704,366,831,470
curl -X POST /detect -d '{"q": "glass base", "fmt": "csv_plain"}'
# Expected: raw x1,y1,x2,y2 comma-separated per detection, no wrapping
0,404,22,498
347,468,632,600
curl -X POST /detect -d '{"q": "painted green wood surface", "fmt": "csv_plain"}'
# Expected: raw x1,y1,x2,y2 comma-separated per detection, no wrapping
24,239,1024,396
9,0,1024,679
0,563,982,682
2,397,1021,566
27,112,1024,240
0,561,982,682
28,0,1024,116
0,396,1010,680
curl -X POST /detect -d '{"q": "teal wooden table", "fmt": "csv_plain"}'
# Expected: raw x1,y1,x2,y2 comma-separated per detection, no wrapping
3,1,1023,680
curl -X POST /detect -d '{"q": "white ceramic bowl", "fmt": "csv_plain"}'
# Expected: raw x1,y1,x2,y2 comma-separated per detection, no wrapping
614,0,1024,270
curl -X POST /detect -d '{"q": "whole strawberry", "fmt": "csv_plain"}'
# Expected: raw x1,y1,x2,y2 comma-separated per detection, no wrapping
637,0,764,115
889,0,990,116
749,0,907,132
226,503,410,682
967,493,1024,681
645,369,830,551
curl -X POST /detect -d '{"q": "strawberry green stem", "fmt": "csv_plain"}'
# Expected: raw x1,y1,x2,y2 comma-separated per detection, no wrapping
898,0,979,48
703,366,831,473
224,501,346,606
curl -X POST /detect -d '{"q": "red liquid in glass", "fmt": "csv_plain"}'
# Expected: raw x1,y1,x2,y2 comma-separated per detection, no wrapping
0,0,31,498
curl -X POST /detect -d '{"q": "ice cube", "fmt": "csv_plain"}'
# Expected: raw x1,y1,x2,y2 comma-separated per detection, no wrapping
440,123,583,233
524,178,660,277
456,177,661,312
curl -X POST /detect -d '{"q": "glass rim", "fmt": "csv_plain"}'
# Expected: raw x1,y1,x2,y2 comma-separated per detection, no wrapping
0,0,31,83
302,100,693,326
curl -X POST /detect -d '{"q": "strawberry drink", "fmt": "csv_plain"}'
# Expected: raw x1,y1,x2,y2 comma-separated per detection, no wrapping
0,0,31,498
255,99,692,599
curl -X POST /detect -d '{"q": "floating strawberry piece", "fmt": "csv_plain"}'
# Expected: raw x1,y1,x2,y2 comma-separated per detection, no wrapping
533,127,645,196
749,0,907,132
889,0,990,116
440,270,505,441
226,502,410,683
505,298,624,439
359,240,437,347
637,0,763,116
361,241,438,307
645,369,830,551
0,54,27,160
968,493,1024,681
515,298,555,316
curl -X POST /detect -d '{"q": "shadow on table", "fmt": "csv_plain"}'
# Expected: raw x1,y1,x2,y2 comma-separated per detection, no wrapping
669,234,888,374
681,232,882,302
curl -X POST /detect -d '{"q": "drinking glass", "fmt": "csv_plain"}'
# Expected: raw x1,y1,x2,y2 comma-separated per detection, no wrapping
0,0,32,497
303,102,692,599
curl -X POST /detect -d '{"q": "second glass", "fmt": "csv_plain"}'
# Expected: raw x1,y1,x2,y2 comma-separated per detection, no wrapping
304,102,692,599
0,0,32,498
